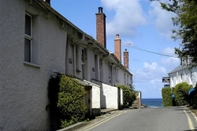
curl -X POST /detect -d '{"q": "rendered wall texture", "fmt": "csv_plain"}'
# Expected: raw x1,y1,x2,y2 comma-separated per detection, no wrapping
0,1,133,131
101,83,118,109
0,1,66,130
169,67,197,87
91,85,100,109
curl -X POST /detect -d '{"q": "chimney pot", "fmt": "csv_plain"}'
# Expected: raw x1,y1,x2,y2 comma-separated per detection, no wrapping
98,7,103,13
114,34,121,62
115,34,120,39
96,7,106,48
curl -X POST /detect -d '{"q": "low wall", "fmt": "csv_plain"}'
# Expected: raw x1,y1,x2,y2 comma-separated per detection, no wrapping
101,83,118,109
83,80,101,116
91,85,101,116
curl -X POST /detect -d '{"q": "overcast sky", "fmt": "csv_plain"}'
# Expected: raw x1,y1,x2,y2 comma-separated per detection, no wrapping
51,0,180,98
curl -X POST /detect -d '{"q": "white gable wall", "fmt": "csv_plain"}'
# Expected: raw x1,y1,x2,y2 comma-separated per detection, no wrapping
0,1,67,130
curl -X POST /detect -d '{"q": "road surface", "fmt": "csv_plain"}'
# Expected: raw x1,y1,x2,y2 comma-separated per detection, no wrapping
76,107,197,131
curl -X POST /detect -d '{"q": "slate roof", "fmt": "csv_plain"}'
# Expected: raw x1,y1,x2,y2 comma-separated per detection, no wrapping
168,65,189,74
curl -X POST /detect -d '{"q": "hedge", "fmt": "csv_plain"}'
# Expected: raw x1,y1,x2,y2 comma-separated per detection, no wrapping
162,87,173,106
174,82,192,106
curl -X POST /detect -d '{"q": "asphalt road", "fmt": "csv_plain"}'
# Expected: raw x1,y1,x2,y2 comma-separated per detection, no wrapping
77,107,197,131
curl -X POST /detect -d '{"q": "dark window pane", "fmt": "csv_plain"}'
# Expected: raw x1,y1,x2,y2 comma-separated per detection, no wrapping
25,38,31,62
25,15,31,35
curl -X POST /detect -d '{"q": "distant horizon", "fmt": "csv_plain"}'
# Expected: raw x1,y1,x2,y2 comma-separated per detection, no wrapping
142,98,162,99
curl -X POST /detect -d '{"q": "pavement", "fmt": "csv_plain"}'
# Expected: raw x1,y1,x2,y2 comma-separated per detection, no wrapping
56,108,119,131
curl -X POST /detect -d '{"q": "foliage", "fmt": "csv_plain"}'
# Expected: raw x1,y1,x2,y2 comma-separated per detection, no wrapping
173,82,192,106
57,75,87,128
162,87,173,106
116,84,136,108
48,74,62,130
156,0,197,67
187,83,197,108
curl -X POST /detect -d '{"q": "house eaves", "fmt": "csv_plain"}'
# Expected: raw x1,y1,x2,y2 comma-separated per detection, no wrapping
35,1,87,41
168,65,189,75
109,53,132,76
85,35,109,56
34,1,132,76
36,1,109,56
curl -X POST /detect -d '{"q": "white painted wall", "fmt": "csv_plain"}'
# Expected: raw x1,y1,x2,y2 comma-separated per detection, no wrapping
102,59,110,84
0,1,66,131
120,88,123,107
169,66,197,88
116,67,128,86
91,85,100,109
66,39,74,76
0,1,133,130
101,83,118,109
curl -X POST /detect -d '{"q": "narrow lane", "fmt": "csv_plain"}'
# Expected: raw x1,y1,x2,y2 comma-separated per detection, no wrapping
77,107,197,131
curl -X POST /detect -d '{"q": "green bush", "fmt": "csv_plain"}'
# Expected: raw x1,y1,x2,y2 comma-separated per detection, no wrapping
174,82,192,106
129,92,136,106
116,84,136,108
57,75,87,128
162,87,173,106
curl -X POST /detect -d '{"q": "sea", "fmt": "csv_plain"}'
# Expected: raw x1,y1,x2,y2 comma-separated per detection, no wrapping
141,98,162,108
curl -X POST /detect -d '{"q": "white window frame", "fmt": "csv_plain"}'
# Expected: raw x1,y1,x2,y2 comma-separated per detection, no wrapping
24,13,32,62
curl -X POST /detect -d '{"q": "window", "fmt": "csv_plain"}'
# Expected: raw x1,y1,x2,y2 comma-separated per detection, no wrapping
24,14,32,62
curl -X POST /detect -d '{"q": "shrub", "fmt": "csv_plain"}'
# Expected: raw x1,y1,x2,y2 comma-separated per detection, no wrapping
162,87,173,106
174,82,192,106
129,92,136,106
57,75,87,128
116,84,136,108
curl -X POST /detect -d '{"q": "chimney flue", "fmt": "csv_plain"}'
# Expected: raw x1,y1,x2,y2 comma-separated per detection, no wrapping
98,7,103,13
114,34,121,62
124,49,129,69
96,7,106,48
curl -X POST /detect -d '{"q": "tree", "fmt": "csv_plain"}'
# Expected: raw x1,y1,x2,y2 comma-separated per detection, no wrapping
153,0,197,67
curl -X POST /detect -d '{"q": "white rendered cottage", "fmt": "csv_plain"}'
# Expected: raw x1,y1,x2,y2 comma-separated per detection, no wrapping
0,0,133,131
168,56,197,88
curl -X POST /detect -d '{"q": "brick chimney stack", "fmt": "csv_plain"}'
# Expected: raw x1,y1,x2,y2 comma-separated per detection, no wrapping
96,7,106,48
124,49,129,69
114,34,121,62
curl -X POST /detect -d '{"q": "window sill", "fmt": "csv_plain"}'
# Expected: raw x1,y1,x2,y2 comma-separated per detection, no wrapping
23,62,40,68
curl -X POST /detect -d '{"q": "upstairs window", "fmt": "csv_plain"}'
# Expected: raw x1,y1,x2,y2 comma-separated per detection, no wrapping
24,14,32,62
